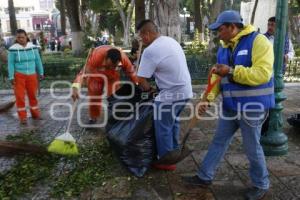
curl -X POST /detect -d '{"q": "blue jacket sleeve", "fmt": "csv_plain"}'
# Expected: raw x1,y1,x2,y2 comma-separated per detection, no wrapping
8,51,15,80
34,49,44,75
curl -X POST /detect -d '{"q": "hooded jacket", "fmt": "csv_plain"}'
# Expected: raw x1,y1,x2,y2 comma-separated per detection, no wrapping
8,42,44,80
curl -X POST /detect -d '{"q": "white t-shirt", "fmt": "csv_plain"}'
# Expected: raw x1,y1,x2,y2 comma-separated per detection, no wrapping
137,36,193,102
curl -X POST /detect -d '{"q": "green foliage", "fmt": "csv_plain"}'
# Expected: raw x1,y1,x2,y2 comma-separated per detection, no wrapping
41,53,85,78
185,29,208,55
295,47,300,57
90,0,113,12
82,19,95,50
289,0,300,11
179,0,193,14
40,31,46,51
0,133,56,199
0,133,116,199
51,140,115,198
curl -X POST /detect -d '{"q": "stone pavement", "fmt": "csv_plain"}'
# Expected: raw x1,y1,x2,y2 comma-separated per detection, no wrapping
0,84,300,200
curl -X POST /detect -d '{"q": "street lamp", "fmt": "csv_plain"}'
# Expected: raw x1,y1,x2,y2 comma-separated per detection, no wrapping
260,0,288,156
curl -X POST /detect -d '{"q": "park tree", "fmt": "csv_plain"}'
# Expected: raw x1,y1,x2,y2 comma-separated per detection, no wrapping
250,0,259,24
8,0,17,36
55,0,67,36
150,0,181,42
289,0,300,44
113,0,135,47
135,0,145,30
65,0,83,55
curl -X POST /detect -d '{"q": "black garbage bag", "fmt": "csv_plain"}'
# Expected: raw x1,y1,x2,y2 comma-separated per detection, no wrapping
287,114,300,128
105,83,156,177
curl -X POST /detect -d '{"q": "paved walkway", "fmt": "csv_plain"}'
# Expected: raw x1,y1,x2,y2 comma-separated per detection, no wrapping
0,84,299,200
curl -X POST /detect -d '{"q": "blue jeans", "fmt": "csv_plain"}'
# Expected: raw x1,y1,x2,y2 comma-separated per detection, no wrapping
197,108,270,189
154,99,189,158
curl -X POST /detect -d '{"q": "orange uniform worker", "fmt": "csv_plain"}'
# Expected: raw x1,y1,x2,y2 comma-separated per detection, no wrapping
8,29,44,124
71,45,138,124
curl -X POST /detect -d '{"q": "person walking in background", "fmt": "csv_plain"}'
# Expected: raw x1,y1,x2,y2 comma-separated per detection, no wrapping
8,29,44,124
261,16,295,135
182,10,274,200
264,16,295,74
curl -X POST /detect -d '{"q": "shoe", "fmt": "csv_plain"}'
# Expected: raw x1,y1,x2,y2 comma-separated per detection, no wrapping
20,119,27,125
181,175,212,188
153,146,193,165
244,187,268,200
152,163,176,171
32,116,43,120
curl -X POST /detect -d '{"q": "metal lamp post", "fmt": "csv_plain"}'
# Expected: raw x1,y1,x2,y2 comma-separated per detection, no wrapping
260,0,288,156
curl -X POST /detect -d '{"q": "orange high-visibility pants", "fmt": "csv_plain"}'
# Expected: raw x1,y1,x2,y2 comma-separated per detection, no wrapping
87,70,120,119
14,72,40,121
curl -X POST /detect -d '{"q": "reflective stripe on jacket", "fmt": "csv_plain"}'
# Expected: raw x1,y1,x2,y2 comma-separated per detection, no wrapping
218,31,275,111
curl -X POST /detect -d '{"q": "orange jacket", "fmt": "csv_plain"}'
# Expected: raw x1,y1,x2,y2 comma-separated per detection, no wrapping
72,46,138,88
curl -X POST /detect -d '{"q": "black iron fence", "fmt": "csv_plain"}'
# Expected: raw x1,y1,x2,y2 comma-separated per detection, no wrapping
284,57,300,82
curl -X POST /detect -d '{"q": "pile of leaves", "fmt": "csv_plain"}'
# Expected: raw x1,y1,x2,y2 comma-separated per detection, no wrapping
0,132,116,199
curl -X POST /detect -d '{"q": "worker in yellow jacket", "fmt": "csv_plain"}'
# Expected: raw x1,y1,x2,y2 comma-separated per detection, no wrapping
182,10,274,200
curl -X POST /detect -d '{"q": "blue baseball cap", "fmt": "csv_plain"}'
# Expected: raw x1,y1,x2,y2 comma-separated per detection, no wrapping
208,10,243,30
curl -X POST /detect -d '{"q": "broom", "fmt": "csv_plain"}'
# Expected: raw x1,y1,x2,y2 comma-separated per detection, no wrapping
0,98,15,113
47,48,94,156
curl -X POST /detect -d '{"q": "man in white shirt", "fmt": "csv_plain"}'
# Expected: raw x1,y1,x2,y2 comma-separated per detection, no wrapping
137,20,193,170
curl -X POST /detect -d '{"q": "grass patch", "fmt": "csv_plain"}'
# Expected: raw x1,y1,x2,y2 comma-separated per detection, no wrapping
50,140,115,198
0,132,116,199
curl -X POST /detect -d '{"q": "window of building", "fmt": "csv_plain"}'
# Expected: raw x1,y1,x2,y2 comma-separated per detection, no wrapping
27,20,30,28
36,24,41,30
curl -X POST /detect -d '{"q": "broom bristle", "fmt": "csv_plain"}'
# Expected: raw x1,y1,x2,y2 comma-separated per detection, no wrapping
0,101,15,113
47,139,79,155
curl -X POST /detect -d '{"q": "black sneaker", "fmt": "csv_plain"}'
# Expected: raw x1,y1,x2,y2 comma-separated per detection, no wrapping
244,187,268,200
181,175,212,188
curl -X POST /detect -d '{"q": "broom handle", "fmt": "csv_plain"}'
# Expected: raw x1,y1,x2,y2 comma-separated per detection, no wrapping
65,48,94,133
65,99,79,133
181,69,222,147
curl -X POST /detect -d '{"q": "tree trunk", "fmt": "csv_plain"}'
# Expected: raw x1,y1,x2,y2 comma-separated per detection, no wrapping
59,0,66,35
0,32,7,82
289,3,300,44
113,0,135,47
0,37,7,63
8,0,17,36
194,0,203,41
135,0,145,31
250,0,259,24
207,0,225,58
65,0,83,55
151,0,181,42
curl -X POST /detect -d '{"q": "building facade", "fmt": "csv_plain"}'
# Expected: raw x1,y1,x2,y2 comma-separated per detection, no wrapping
0,0,54,35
